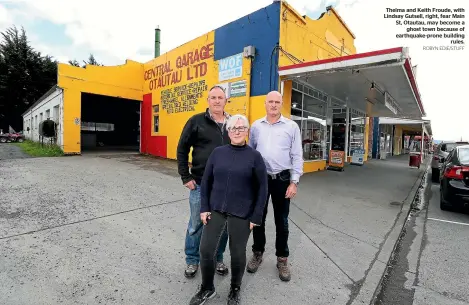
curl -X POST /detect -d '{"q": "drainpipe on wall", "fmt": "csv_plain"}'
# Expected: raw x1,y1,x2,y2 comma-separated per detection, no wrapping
154,27,161,58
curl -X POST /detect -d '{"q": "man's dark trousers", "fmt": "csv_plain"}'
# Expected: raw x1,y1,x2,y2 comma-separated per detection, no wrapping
252,170,290,257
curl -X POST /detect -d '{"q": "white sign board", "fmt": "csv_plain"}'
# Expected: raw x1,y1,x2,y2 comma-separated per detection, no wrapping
216,82,230,98
384,92,399,115
351,148,365,165
230,80,247,98
218,53,243,82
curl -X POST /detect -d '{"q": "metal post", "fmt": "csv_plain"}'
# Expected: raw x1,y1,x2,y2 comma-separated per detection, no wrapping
421,123,424,161
328,97,333,153
300,92,304,136
324,96,329,160
154,27,161,58
345,102,349,158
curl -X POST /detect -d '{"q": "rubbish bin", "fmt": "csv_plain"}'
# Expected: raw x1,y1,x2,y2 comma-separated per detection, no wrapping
409,153,421,168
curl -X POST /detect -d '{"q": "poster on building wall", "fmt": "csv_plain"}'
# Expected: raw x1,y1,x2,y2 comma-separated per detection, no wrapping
229,80,247,97
218,53,243,81
216,82,230,98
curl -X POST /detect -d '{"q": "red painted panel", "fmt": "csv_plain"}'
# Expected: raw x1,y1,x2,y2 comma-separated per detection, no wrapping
141,93,167,158
148,136,167,158
278,47,404,71
141,93,152,154
403,59,425,116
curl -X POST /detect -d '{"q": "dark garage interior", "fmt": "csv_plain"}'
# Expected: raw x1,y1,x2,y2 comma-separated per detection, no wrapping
81,93,140,151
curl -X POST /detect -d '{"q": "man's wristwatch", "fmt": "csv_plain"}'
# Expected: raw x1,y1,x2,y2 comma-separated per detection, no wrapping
291,180,299,186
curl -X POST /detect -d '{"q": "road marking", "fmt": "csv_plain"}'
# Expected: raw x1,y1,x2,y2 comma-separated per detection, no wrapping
428,217,469,226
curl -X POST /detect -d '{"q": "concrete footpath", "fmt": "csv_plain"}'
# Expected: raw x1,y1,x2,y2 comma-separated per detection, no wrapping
0,152,426,305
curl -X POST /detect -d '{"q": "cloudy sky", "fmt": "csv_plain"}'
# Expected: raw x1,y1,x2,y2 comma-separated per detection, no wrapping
0,0,467,141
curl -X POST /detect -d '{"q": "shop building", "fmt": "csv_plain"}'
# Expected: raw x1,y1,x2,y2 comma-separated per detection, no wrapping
22,86,64,145
22,0,426,174
371,117,432,159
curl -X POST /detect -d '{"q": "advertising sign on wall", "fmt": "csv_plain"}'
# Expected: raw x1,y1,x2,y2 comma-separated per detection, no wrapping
143,42,214,115
215,79,247,99
218,53,243,81
216,82,230,98
229,80,247,97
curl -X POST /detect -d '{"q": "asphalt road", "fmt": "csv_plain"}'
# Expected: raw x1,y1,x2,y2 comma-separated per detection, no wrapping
374,168,469,305
0,152,426,305
412,182,469,305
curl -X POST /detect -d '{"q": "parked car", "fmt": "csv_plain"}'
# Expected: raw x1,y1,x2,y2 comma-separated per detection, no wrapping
0,134,8,143
0,132,25,143
439,145,469,210
431,141,469,182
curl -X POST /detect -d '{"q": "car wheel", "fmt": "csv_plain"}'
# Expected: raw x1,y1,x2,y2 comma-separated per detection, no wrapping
431,168,439,183
440,188,449,211
0,138,6,143
17,138,24,143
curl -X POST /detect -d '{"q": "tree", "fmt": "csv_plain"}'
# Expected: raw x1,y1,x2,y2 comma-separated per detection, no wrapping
0,26,58,132
83,54,102,66
68,59,80,67
68,54,103,68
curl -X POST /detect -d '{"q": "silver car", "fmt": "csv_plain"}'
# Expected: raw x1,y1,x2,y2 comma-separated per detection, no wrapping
431,141,469,182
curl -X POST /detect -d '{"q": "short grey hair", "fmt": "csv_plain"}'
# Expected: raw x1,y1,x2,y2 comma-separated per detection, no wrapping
226,114,250,131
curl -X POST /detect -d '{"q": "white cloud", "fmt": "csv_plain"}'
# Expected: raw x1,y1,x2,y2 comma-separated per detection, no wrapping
2,0,468,140
10,0,276,63
0,4,14,31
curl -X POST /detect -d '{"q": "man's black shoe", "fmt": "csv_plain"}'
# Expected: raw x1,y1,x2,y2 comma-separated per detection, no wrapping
185,264,198,278
189,285,216,305
227,286,241,305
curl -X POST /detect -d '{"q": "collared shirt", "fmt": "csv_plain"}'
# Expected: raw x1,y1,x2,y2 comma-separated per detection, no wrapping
208,110,230,135
248,115,304,182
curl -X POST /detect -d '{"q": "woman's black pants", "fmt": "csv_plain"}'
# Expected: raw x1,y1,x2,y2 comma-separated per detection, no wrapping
200,211,252,289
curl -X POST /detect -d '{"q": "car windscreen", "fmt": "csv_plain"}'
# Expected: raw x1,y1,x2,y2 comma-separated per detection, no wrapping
442,143,469,152
459,148,469,165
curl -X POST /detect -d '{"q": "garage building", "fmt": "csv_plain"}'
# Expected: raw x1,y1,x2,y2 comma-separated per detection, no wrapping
22,0,427,174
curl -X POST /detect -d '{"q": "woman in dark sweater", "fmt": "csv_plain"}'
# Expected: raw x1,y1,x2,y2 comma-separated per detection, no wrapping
189,114,268,305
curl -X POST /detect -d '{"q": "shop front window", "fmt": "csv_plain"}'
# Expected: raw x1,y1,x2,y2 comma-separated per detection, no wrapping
290,83,328,161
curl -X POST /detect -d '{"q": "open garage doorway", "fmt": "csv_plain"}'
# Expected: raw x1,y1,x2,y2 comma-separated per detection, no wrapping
81,93,140,152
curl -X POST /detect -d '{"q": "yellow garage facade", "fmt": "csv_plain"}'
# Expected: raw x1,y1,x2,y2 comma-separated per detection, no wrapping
25,1,425,174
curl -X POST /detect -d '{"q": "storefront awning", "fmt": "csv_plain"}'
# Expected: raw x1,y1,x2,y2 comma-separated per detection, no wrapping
379,117,432,135
279,47,425,119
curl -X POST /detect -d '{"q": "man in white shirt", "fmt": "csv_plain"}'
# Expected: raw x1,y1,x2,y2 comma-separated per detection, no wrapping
246,90,304,282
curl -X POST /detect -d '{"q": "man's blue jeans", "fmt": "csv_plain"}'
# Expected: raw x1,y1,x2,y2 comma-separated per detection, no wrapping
185,184,228,265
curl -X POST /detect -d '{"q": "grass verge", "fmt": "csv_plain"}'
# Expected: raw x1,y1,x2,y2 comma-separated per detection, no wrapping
13,140,64,157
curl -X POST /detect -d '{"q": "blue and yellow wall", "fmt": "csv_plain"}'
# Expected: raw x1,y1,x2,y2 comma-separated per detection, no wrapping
141,2,281,159
58,1,363,173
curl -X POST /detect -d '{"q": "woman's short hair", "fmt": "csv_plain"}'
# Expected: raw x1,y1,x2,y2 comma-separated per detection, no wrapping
226,114,250,131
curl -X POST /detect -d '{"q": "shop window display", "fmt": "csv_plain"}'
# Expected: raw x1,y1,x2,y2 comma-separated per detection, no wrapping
349,115,365,156
290,84,328,161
